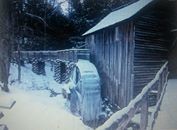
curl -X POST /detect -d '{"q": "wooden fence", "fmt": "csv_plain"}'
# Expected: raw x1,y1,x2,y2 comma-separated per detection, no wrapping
12,49,90,62
96,62,168,130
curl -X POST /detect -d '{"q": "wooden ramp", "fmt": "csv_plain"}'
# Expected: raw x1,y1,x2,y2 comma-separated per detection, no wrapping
153,79,177,130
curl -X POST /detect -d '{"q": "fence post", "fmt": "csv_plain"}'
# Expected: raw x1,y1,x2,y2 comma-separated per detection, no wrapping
0,111,4,119
165,66,168,83
74,50,78,62
140,94,148,130
17,46,21,82
157,73,162,101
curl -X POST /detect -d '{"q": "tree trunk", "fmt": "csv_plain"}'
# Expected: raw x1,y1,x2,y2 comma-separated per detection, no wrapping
0,0,11,92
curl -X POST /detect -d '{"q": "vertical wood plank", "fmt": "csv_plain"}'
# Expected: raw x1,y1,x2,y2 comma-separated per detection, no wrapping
157,74,162,100
140,95,148,130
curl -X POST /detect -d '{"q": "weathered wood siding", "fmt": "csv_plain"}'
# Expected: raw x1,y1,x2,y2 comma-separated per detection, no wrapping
168,0,177,79
86,22,134,108
133,6,168,97
86,1,170,108
169,43,177,79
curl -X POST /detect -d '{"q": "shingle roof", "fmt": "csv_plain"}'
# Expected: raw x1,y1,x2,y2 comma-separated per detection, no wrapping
83,0,153,36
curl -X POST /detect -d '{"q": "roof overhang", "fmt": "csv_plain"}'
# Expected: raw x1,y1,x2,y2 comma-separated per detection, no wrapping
83,0,153,36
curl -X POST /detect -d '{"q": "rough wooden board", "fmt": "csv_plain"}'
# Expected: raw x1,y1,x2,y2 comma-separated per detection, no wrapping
0,125,8,130
0,97,16,109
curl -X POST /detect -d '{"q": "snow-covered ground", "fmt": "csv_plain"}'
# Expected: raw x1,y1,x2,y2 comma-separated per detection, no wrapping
9,63,61,92
153,79,177,130
0,63,91,130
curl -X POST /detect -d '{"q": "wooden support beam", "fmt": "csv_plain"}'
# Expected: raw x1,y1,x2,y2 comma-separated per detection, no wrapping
157,74,162,100
140,95,148,130
0,112,4,119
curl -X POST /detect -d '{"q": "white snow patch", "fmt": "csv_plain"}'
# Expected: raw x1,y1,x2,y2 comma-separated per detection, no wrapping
0,63,92,130
0,88,91,130
153,79,177,130
9,63,61,93
76,60,99,77
0,82,4,87
57,0,69,15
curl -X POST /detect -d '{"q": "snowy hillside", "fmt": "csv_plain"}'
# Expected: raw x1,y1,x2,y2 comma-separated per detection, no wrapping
9,63,61,92
0,63,92,130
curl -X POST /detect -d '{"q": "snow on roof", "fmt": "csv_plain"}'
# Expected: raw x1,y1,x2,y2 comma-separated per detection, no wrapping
83,0,153,36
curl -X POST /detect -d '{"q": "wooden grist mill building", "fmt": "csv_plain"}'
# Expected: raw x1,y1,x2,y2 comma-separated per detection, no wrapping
83,0,170,108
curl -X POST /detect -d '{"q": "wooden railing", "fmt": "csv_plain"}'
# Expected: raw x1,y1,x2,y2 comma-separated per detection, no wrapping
12,49,90,62
97,62,168,130
0,112,8,130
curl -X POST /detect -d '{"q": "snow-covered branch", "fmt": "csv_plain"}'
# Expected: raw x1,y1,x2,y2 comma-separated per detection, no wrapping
25,13,49,27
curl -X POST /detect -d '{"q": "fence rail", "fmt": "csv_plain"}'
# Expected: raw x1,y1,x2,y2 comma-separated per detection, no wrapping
12,49,90,62
97,62,168,130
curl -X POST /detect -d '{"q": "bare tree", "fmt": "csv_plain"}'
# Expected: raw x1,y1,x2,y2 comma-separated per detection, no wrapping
0,0,12,92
